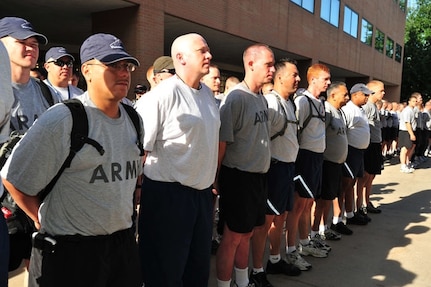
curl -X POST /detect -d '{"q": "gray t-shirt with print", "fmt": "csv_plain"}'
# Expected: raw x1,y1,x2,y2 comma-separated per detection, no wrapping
324,101,348,163
219,83,271,173
1,93,143,236
10,77,59,134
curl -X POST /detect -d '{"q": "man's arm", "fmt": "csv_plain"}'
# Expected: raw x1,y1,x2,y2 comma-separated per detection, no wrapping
2,178,41,229
405,122,416,141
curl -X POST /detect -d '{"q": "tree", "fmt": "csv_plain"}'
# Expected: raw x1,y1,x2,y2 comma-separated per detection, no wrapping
401,0,431,102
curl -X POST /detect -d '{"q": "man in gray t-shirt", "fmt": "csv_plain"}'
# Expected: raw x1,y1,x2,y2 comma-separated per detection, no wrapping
399,93,418,173
356,80,385,215
2,33,143,287
216,44,274,287
0,16,57,273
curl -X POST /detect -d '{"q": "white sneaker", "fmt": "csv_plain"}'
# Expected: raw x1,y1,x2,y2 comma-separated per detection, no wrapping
286,250,312,271
298,242,328,258
400,165,414,173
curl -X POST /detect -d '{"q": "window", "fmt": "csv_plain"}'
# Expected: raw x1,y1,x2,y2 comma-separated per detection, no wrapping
343,6,358,38
321,0,340,27
375,29,385,53
399,0,407,12
386,37,394,58
395,43,403,62
291,0,314,13
361,19,373,46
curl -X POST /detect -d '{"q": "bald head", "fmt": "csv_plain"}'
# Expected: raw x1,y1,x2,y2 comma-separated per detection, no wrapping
367,80,385,103
170,33,212,89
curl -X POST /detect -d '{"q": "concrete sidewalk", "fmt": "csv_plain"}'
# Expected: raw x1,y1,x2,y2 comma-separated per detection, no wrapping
8,157,431,287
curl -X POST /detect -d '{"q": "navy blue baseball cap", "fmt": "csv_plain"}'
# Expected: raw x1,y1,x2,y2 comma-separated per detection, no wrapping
0,17,48,45
80,33,139,66
45,47,75,62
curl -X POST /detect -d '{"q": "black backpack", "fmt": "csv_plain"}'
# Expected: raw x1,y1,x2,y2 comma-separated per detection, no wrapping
1,99,143,234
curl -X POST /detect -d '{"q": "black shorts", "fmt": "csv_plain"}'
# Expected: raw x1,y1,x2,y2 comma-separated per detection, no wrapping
320,160,342,200
218,166,267,233
382,127,391,142
390,127,399,141
343,145,365,179
364,142,383,175
398,130,414,149
266,161,295,215
294,149,323,199
32,228,142,287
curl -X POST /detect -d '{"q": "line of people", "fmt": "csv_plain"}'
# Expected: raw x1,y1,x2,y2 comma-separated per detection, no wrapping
1,15,429,287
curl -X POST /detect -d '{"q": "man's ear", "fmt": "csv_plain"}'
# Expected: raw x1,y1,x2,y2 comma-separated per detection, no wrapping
81,63,91,81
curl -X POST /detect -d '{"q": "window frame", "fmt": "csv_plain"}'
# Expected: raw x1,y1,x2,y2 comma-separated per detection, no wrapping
343,5,358,38
320,0,340,27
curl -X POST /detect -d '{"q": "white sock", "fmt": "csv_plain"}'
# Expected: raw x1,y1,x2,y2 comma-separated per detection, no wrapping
286,246,296,254
310,230,319,238
269,254,281,264
217,278,231,287
346,211,354,218
319,224,326,233
333,216,340,225
299,238,310,246
234,267,249,287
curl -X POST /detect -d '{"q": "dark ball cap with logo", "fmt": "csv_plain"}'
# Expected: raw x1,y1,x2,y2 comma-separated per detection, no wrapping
0,17,48,45
45,46,75,62
80,33,139,66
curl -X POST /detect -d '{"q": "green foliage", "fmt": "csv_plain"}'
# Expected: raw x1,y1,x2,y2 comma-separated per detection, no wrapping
401,0,431,102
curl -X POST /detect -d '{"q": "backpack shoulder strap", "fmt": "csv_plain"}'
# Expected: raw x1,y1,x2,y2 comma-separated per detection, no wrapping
34,78,55,106
39,99,104,200
297,95,313,134
270,93,288,141
121,102,144,156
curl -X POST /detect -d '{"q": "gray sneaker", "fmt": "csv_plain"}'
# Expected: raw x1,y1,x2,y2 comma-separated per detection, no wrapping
311,234,332,252
298,242,328,258
286,250,312,271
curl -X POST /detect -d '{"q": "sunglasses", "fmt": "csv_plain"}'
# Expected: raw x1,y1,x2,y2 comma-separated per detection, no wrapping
48,60,73,68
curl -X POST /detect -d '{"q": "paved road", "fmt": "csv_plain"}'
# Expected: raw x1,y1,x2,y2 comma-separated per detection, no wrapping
8,157,431,287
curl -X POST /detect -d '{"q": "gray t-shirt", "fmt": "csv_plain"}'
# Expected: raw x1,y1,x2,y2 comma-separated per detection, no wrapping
0,41,14,198
137,75,220,190
324,101,348,163
219,83,271,173
1,93,143,236
295,91,326,153
265,91,299,163
399,106,416,131
10,77,59,134
0,41,13,144
341,101,370,149
362,101,382,143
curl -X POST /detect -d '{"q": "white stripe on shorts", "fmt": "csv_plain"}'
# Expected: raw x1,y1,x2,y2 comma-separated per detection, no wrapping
267,199,281,215
293,175,314,198
343,162,354,179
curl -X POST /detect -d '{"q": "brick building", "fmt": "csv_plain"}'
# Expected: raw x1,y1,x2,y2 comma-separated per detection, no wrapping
0,0,408,101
